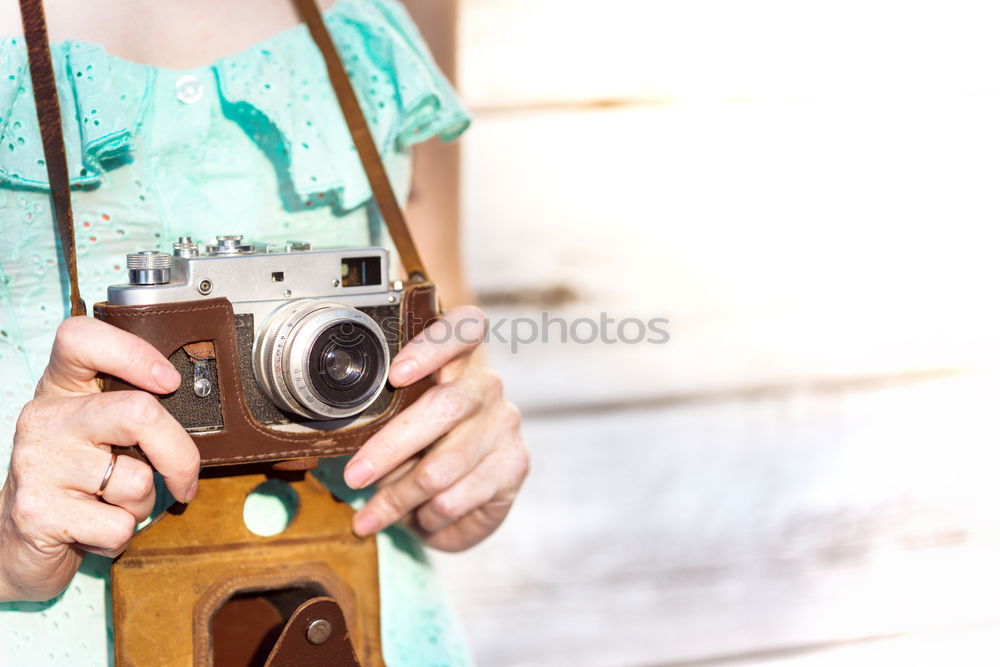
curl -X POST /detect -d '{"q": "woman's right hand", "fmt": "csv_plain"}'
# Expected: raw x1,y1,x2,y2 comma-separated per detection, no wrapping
0,317,201,602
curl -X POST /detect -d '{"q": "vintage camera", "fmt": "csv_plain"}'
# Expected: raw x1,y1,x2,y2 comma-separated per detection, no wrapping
102,235,427,447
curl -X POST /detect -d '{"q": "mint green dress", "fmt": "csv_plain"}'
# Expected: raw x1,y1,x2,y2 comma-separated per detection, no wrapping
0,1,472,664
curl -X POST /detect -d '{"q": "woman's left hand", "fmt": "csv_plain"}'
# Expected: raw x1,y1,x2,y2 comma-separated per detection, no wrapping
343,305,529,552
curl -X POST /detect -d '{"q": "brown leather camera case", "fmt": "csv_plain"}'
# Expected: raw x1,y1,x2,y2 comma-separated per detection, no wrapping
92,280,437,466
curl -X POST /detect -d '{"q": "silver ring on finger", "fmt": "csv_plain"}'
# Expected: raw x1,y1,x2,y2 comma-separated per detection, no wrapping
95,452,118,498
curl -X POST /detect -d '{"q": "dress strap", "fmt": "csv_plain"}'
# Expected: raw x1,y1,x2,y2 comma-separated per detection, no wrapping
18,0,85,317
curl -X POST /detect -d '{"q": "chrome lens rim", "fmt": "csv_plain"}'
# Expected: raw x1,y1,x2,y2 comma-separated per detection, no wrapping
253,300,390,419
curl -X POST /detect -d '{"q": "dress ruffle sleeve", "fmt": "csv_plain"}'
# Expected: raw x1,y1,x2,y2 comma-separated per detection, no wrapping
0,0,471,211
215,0,470,210
0,38,151,190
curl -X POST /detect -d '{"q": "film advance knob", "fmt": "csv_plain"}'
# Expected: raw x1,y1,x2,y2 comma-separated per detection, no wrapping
127,251,173,285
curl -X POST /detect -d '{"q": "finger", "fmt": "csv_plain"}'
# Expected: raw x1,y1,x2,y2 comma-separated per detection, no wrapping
343,379,482,489
363,456,421,531
375,454,420,488
99,456,157,523
352,423,496,536
352,471,431,537
38,317,180,397
415,446,525,535
389,305,486,387
63,497,137,557
71,391,200,503
422,498,518,553
57,446,157,522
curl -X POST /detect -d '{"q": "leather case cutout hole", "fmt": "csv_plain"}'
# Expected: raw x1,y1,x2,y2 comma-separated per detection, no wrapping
243,479,300,536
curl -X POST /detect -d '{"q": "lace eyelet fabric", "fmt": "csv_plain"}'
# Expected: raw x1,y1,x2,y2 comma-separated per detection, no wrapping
0,1,472,665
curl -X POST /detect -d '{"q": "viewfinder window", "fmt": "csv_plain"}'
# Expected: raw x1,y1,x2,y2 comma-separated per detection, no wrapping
341,257,381,287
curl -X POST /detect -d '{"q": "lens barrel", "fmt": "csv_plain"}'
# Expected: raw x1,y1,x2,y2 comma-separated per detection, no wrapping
253,300,390,419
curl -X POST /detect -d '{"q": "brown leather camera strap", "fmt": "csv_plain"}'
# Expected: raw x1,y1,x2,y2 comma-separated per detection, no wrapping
18,0,86,317
18,0,430,295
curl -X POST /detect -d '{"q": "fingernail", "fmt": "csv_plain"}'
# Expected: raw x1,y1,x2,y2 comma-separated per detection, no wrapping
392,360,417,386
184,480,199,504
152,362,180,393
344,459,375,489
353,509,380,537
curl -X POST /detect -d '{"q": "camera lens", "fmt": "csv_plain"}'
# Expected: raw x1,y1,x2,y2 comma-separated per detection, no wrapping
322,345,363,386
254,301,390,420
308,321,383,408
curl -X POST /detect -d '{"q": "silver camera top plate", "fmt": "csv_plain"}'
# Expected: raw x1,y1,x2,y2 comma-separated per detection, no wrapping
108,245,391,310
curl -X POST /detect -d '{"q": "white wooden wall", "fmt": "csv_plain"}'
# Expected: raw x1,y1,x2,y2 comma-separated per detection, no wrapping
432,1,1000,665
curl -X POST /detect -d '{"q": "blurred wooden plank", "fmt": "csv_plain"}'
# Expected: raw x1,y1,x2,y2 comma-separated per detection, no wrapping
738,625,1000,666
432,372,1000,666
459,0,1000,108
460,100,1000,410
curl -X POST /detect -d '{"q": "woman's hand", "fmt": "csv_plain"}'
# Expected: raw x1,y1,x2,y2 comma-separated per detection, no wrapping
0,318,201,602
344,306,529,552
